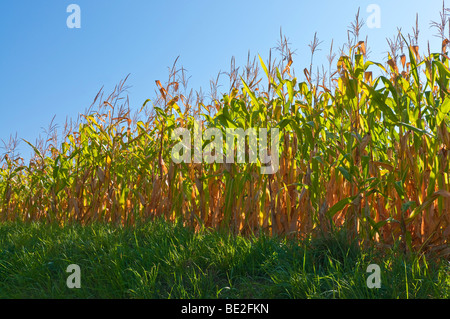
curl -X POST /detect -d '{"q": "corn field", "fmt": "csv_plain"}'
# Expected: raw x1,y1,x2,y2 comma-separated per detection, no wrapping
1,24,450,256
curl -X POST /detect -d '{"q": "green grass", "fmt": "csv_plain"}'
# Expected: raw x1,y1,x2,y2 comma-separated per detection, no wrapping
0,219,448,299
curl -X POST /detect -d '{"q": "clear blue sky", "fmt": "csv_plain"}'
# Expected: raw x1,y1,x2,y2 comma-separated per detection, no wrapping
0,0,446,159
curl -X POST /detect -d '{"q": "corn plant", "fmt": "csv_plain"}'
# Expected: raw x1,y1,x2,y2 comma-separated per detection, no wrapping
1,20,450,257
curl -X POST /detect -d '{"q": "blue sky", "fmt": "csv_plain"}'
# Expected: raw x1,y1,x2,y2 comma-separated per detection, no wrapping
0,0,447,159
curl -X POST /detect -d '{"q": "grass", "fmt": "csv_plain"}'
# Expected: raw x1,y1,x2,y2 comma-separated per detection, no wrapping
0,218,448,299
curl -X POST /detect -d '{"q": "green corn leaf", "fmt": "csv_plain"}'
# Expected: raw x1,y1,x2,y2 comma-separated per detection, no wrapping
241,77,260,109
338,166,352,182
326,196,356,218
258,54,270,81
22,139,43,160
